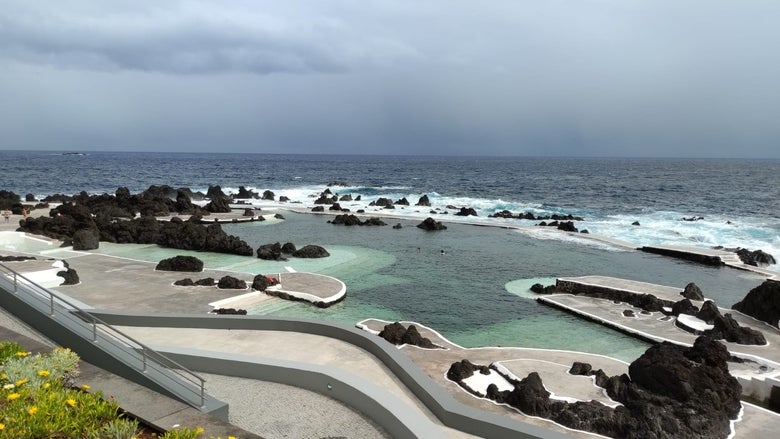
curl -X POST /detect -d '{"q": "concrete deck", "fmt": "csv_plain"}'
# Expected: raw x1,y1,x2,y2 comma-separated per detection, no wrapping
641,244,779,279
2,222,780,438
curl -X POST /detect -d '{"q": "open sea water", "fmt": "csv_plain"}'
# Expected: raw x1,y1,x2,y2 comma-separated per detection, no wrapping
2,150,778,361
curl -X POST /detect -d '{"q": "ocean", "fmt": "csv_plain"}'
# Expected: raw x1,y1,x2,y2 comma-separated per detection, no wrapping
2,150,778,361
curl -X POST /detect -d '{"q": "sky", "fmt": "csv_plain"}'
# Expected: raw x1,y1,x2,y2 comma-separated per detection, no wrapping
1,1,779,158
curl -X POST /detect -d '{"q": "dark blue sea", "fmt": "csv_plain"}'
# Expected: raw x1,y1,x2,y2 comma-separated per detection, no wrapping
2,150,778,360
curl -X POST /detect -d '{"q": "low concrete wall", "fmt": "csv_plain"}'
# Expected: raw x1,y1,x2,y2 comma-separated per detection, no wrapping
89,311,572,439
640,246,724,266
0,287,228,420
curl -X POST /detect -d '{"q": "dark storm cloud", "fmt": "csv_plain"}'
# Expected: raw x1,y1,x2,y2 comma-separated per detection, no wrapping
1,1,779,157
0,1,422,74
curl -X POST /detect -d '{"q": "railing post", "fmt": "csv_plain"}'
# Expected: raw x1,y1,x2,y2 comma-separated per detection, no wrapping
200,379,206,407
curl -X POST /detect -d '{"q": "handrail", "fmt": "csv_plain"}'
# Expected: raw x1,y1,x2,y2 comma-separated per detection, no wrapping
0,262,207,408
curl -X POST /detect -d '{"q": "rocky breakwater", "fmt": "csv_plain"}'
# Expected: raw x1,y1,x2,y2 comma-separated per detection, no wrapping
447,336,742,439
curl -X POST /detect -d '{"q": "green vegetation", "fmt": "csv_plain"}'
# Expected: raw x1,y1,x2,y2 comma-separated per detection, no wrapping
0,341,236,439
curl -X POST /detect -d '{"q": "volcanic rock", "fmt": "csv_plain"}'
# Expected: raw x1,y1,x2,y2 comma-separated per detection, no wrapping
195,277,216,286
292,245,330,258
417,217,447,231
705,313,766,345
56,262,80,285
696,300,721,324
671,299,699,316
557,221,578,232
236,186,258,199
156,255,204,272
569,362,592,376
681,282,705,301
251,274,278,291
217,275,247,289
446,359,490,382
210,308,248,315
732,280,780,328
257,242,285,260
72,228,100,251
379,322,437,349
173,278,195,286
281,242,297,254
416,195,431,206
736,248,776,266
454,207,477,216
530,283,557,294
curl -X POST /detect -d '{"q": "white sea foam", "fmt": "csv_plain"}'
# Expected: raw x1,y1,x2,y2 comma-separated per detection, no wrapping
190,182,780,257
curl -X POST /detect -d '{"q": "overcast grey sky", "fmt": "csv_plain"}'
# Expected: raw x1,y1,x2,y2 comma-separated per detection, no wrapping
1,1,779,157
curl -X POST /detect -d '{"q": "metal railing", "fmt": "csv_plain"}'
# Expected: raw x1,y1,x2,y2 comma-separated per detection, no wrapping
0,263,206,408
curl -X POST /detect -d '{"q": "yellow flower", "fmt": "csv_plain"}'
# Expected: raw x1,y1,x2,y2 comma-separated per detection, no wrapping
28,406,38,416
0,422,4,430
43,382,51,389
37,370,50,377
196,426,204,433
15,351,29,357
0,373,7,380
15,378,28,386
80,384,90,390
66,398,76,407
228,436,237,439
7,392,20,402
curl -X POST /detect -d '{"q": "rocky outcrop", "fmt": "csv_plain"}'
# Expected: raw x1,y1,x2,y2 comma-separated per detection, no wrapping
292,245,330,258
251,274,278,291
415,195,431,206
281,242,297,254
369,197,393,208
530,283,557,294
447,359,491,382
488,211,584,221
156,255,204,272
556,281,672,312
195,277,216,286
417,217,447,231
671,298,699,316
330,214,386,226
451,336,741,439
257,242,285,261
395,197,410,206
454,207,477,217
18,191,252,257
732,280,780,328
691,300,767,345
56,261,80,285
210,308,248,315
681,282,705,300
736,248,776,266
378,322,438,349
696,300,722,323
235,186,258,199
204,194,231,213
705,313,766,345
217,275,247,289
279,196,290,202
173,278,195,286
72,228,100,250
